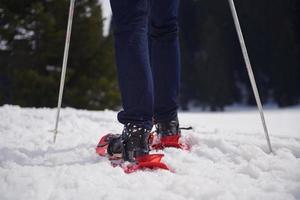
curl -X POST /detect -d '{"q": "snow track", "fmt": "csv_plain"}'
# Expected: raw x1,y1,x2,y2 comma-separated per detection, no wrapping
0,105,299,200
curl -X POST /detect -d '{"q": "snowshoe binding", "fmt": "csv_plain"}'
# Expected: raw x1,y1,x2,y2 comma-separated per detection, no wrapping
150,116,191,150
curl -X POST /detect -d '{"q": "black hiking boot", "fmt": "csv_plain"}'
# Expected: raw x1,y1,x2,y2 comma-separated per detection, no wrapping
121,123,150,162
106,123,150,162
155,116,181,138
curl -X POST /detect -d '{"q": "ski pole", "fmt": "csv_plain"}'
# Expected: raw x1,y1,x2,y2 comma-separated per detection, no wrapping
228,0,273,153
53,0,75,143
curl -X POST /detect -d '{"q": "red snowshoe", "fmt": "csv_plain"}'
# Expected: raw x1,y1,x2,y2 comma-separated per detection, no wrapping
95,119,191,173
149,132,190,150
96,131,170,173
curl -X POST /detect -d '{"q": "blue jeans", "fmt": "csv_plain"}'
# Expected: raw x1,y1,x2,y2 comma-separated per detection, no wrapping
110,0,180,129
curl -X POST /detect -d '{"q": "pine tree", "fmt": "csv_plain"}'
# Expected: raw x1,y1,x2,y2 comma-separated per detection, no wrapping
0,0,120,109
179,0,236,111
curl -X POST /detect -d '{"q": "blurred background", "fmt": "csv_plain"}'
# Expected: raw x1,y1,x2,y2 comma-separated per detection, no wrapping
0,0,299,111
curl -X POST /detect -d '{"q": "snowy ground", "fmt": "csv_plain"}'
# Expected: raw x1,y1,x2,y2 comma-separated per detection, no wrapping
0,105,299,200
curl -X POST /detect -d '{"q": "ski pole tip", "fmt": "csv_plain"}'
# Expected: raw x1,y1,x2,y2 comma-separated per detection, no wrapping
51,129,58,144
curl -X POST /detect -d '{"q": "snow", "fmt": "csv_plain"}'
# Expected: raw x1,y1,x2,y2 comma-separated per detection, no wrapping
0,105,299,200
99,0,112,36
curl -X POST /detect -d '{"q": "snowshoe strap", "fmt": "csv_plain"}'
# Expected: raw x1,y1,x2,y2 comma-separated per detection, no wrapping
179,126,193,130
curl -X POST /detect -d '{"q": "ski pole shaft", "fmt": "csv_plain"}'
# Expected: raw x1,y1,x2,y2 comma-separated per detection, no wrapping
53,0,75,143
228,0,273,153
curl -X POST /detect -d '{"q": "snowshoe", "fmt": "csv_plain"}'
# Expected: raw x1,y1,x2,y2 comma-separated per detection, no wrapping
96,123,170,173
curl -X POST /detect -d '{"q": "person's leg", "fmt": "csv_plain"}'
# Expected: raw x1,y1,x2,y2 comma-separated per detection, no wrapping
110,0,153,129
149,0,181,123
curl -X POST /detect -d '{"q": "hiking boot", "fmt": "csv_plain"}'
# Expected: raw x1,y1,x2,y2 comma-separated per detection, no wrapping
149,116,184,149
105,123,150,162
155,116,181,138
121,123,150,162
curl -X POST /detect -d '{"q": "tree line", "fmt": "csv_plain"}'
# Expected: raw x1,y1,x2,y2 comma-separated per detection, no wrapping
0,0,299,111
0,0,120,110
179,0,300,110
